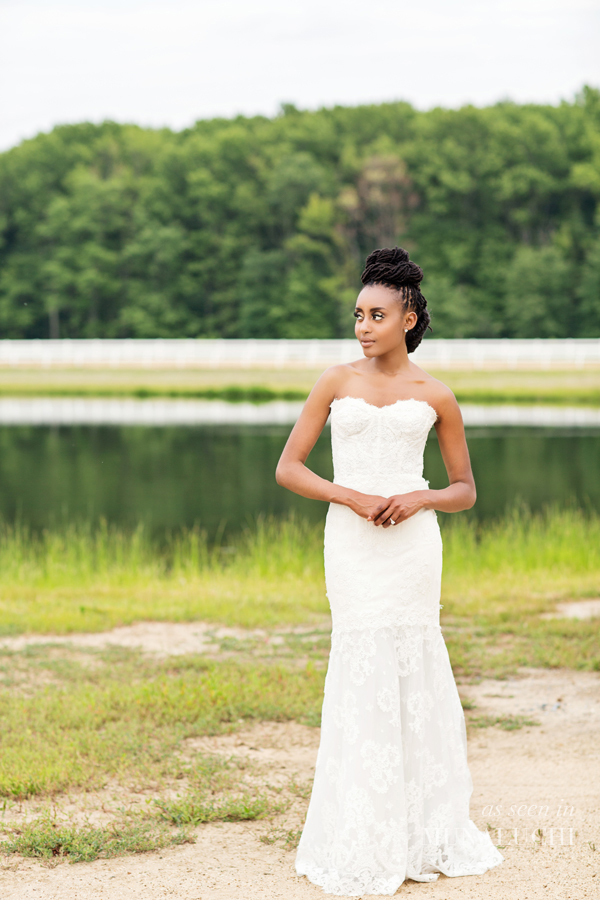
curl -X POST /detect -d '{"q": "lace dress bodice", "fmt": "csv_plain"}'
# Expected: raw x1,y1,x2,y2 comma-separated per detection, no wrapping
324,396,441,634
330,396,438,496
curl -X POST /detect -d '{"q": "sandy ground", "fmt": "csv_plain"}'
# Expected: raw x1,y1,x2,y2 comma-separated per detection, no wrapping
1,599,598,659
0,624,599,899
0,621,277,658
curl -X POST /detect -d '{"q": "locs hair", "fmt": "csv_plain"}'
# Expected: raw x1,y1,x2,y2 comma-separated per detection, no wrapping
360,247,432,354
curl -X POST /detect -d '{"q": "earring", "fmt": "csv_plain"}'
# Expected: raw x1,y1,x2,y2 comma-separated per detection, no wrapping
404,328,408,332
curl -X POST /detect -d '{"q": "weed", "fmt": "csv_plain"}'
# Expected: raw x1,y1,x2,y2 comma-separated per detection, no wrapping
0,816,191,863
259,825,303,850
468,714,541,731
155,792,283,826
287,778,313,801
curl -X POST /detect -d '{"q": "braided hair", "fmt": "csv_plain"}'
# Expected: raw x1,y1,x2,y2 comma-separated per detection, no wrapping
360,247,432,353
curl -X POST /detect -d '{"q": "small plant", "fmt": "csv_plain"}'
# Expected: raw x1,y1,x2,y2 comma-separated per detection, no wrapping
155,792,285,826
468,714,540,731
288,778,313,800
259,826,303,850
0,816,190,863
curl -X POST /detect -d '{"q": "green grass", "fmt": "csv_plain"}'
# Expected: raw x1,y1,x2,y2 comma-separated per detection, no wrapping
468,714,541,730
0,647,318,860
0,515,327,634
0,507,598,861
259,825,303,850
0,509,599,678
0,816,191,862
0,654,324,799
440,506,600,676
0,384,308,402
152,751,289,826
0,366,600,404
155,792,280,826
0,382,599,405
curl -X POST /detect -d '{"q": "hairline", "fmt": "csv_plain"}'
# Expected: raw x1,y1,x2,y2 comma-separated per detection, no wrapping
358,281,418,309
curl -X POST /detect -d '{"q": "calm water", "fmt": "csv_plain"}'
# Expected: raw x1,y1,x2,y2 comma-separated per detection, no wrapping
0,422,599,536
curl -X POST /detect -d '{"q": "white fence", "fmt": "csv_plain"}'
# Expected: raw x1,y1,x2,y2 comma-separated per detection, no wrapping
0,338,599,369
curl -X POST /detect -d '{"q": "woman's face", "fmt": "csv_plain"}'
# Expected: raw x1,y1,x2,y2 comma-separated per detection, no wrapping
354,284,417,357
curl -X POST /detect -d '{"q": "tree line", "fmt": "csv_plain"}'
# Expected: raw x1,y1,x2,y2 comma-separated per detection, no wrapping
1,88,599,341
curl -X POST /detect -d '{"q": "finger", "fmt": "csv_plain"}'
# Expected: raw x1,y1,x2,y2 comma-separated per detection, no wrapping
374,501,396,524
373,507,392,525
370,502,390,524
367,502,383,519
382,509,401,528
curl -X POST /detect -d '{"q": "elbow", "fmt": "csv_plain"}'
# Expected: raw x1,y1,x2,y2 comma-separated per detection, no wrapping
275,462,289,488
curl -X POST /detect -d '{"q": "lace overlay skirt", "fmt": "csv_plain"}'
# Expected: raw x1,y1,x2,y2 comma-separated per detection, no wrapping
295,497,503,895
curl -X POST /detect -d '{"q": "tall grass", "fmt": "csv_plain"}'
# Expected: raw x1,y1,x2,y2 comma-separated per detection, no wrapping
443,506,600,577
0,515,326,633
440,506,600,621
0,508,599,635
435,506,600,674
0,515,324,585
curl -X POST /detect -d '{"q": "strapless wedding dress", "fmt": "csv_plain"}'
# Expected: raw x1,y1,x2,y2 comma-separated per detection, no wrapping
295,396,503,896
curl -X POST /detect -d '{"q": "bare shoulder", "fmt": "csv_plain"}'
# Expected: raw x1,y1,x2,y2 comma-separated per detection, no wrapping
308,362,363,402
411,366,460,421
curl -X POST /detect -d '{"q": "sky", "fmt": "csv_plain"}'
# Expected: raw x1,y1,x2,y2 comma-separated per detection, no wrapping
1,0,599,151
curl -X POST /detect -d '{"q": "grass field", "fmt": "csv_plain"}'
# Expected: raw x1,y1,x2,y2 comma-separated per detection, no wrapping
0,509,599,670
1,509,599,861
0,367,599,404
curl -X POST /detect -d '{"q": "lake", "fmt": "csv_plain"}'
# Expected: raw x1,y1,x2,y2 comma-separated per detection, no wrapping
0,400,598,536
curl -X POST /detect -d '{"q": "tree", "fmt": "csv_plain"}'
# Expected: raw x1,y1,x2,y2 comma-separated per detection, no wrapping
0,92,599,340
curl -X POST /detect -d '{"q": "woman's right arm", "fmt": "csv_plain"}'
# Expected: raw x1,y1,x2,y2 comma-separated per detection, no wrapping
275,367,386,520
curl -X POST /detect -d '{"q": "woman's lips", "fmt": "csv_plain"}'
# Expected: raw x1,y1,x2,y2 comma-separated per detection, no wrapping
360,340,375,347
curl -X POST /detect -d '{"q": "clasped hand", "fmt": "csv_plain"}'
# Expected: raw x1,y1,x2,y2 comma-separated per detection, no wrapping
350,491,425,527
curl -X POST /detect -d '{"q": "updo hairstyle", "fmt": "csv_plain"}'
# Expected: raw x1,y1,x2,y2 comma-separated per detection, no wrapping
360,247,432,353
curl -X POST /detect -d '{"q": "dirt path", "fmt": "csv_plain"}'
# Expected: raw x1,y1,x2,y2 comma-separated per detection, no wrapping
0,620,332,663
0,628,598,899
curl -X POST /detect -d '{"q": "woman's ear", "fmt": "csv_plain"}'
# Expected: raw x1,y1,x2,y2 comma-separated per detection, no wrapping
404,310,418,332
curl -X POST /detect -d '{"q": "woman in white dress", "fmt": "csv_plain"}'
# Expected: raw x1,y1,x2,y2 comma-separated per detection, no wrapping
276,247,504,895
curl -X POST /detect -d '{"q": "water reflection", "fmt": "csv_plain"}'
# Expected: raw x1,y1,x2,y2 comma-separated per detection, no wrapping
0,421,598,537
0,397,600,427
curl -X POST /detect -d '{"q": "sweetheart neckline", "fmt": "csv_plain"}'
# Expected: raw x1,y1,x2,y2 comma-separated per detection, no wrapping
331,395,438,419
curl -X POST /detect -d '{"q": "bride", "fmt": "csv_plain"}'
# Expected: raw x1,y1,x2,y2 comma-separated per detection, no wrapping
276,247,503,895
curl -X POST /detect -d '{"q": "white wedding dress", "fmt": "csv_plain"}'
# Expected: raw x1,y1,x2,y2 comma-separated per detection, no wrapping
295,396,503,896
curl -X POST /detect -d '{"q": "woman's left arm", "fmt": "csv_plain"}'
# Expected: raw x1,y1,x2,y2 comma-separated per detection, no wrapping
371,388,476,527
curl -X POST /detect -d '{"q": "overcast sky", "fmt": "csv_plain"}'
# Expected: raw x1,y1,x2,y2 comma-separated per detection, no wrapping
1,0,599,151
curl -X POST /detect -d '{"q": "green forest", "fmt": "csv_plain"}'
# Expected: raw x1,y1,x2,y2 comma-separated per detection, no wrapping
1,88,599,341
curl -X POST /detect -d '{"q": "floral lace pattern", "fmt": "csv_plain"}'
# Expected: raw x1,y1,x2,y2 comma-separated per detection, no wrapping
296,625,504,895
295,399,503,895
